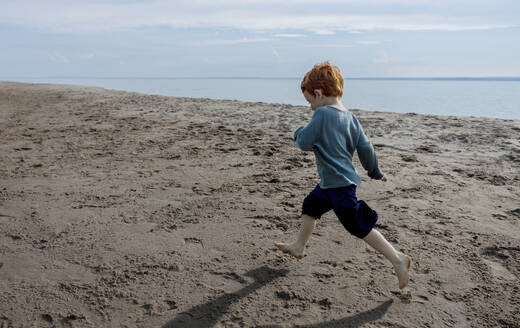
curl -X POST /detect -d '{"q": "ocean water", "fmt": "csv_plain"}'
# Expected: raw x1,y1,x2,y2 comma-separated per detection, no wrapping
7,77,520,120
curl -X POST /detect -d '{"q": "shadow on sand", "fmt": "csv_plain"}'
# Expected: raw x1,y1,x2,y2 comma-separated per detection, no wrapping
257,299,393,328
162,265,393,328
162,266,288,328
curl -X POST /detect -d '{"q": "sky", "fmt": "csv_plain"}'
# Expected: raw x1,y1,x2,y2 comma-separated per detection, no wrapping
1,0,520,78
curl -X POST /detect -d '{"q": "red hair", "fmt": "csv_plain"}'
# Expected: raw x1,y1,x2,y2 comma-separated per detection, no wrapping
301,61,344,97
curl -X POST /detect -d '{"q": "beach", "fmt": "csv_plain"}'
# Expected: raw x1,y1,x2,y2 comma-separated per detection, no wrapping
0,81,519,327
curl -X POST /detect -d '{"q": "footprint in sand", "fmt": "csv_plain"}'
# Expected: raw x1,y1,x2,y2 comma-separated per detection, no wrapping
481,245,518,281
184,237,204,248
391,289,412,302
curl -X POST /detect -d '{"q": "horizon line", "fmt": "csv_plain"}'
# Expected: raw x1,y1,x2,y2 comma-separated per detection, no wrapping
3,76,520,81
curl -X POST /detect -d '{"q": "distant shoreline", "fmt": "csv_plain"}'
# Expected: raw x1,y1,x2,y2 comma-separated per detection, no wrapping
2,79,519,120
2,76,520,82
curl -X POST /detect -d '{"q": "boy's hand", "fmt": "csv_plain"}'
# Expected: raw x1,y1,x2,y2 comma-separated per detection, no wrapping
381,176,387,182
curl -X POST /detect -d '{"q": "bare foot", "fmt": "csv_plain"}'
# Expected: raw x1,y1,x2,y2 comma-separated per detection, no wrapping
393,253,411,289
274,242,305,259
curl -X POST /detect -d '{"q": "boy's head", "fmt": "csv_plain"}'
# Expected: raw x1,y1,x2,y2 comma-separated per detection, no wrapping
301,62,344,98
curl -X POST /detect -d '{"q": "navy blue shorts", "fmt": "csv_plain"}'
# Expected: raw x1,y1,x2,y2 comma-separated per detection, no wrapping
302,184,378,239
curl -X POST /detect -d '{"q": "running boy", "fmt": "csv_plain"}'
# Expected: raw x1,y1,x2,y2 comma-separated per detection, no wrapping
274,62,411,289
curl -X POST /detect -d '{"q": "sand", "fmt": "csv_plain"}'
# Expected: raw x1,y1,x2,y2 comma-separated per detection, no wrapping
0,81,519,328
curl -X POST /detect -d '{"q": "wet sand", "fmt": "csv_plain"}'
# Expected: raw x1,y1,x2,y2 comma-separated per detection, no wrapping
0,81,519,327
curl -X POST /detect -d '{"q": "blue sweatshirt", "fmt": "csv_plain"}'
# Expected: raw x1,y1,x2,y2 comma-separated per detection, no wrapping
294,106,384,188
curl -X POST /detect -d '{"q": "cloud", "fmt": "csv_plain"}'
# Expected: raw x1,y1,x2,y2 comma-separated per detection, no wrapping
373,52,420,64
184,0,437,4
358,40,382,45
194,37,275,46
305,44,353,48
48,52,70,64
0,1,516,34
79,53,96,60
273,33,305,38
313,30,336,35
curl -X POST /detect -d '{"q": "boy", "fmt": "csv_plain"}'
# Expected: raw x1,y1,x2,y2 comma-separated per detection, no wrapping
274,62,411,290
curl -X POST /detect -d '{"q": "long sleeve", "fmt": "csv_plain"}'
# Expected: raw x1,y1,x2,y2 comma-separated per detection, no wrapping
356,123,384,180
293,110,324,151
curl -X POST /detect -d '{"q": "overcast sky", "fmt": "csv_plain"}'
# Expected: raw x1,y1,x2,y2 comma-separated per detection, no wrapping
1,0,519,78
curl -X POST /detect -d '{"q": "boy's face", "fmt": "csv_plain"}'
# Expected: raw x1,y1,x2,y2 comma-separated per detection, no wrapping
303,89,343,111
303,90,323,111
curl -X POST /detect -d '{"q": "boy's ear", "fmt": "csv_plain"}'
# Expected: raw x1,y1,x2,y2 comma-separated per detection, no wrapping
314,89,323,98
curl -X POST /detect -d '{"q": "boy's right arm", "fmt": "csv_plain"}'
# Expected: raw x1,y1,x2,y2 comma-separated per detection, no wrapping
293,110,323,151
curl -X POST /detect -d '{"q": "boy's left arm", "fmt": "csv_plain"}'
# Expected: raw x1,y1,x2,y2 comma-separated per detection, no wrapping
355,118,384,180
357,143,384,180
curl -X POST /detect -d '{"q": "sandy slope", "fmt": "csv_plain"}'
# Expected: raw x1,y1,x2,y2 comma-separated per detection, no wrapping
0,81,519,328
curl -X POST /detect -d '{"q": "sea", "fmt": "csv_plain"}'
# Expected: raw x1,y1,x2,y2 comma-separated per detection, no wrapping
6,77,520,120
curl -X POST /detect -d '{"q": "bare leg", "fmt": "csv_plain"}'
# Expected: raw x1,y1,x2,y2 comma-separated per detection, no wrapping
274,214,316,259
363,229,411,289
